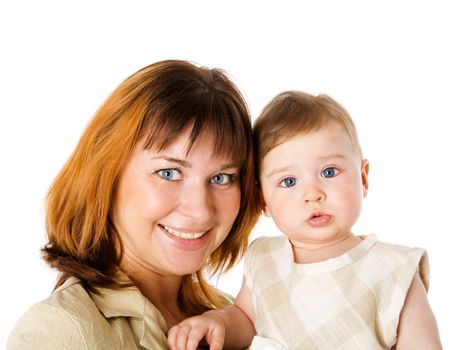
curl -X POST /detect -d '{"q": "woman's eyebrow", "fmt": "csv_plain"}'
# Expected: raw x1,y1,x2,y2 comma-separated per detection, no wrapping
149,157,240,170
149,156,191,167
219,162,242,170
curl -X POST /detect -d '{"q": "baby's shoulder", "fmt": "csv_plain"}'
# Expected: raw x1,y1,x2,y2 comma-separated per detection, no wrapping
370,239,427,262
245,235,289,270
248,235,288,253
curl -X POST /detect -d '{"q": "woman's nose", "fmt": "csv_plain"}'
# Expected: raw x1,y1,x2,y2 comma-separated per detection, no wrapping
179,183,214,223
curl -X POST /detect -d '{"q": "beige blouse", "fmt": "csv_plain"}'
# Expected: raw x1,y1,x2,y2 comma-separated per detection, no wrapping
8,276,169,349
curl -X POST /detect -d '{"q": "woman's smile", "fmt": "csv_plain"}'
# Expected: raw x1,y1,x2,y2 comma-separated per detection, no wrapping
160,224,208,239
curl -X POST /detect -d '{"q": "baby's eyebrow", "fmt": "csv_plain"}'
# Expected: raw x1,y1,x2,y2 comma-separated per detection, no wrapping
264,154,348,178
264,165,293,178
317,153,347,161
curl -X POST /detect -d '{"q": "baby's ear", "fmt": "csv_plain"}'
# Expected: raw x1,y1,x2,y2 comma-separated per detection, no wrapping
361,159,370,197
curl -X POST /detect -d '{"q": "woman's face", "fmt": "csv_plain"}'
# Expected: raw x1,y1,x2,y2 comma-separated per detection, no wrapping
112,127,241,277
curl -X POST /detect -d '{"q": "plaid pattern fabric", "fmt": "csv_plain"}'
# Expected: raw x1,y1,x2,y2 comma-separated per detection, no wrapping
245,235,429,350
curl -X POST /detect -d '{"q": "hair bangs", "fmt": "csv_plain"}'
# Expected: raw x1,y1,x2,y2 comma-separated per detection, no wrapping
141,86,247,166
197,95,248,166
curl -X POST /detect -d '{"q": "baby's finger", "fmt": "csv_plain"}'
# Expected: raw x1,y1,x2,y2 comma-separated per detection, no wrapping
186,332,204,350
207,325,225,350
185,325,209,350
167,325,178,347
173,324,192,350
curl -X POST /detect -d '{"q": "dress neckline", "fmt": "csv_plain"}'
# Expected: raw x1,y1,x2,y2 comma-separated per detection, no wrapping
284,234,378,275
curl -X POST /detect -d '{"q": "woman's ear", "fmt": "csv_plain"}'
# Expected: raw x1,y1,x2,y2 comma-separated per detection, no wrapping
361,159,370,197
259,190,271,217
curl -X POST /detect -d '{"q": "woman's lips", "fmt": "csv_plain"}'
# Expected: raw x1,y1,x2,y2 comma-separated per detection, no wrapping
161,225,206,239
307,214,332,228
159,224,211,251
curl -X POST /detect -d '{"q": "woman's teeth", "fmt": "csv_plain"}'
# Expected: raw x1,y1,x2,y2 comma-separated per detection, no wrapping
162,225,205,239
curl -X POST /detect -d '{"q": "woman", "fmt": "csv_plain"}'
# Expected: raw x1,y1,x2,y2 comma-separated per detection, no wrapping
8,60,261,349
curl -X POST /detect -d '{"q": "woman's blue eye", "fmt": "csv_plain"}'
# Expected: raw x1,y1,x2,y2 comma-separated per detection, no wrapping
322,167,337,178
280,177,296,187
211,173,236,185
157,169,181,181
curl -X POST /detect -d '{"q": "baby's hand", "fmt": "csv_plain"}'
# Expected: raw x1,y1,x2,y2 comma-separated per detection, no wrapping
167,310,226,350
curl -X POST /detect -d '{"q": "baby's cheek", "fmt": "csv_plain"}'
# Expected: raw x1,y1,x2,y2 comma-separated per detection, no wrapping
339,189,363,214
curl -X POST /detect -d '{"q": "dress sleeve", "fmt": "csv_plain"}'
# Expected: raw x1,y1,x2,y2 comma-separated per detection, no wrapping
243,237,266,290
383,246,429,347
417,250,430,291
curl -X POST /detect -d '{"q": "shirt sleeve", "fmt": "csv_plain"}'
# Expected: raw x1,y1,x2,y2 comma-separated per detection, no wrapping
7,302,87,350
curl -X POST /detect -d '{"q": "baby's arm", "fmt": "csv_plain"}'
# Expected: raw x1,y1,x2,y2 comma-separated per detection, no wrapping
396,273,442,349
167,277,255,350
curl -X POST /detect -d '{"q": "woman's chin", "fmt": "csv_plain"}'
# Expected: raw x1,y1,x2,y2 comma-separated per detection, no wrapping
164,251,210,276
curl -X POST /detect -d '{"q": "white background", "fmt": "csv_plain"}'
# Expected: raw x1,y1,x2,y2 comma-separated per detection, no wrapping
1,1,454,348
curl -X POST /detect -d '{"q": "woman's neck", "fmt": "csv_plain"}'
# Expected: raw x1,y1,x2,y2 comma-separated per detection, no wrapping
121,254,188,329
291,234,362,264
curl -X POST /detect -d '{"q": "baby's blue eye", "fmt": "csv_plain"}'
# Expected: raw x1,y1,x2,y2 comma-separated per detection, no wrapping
322,167,337,178
280,177,297,187
157,169,181,181
210,173,237,185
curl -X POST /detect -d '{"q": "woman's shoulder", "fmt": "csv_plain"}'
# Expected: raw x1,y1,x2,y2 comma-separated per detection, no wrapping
7,277,113,349
8,277,169,350
27,276,103,322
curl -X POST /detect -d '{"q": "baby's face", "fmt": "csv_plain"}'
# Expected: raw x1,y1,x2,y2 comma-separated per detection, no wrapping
259,121,369,247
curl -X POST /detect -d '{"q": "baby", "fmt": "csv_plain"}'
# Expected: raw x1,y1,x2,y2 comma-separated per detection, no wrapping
168,91,442,349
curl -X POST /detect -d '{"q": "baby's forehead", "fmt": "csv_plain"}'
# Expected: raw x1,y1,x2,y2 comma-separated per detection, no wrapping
261,127,361,168
264,121,361,159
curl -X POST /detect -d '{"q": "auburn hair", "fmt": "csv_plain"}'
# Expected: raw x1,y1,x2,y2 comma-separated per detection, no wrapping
43,60,260,315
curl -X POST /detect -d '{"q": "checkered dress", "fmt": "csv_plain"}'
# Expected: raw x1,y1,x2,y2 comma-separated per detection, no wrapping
245,235,429,350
